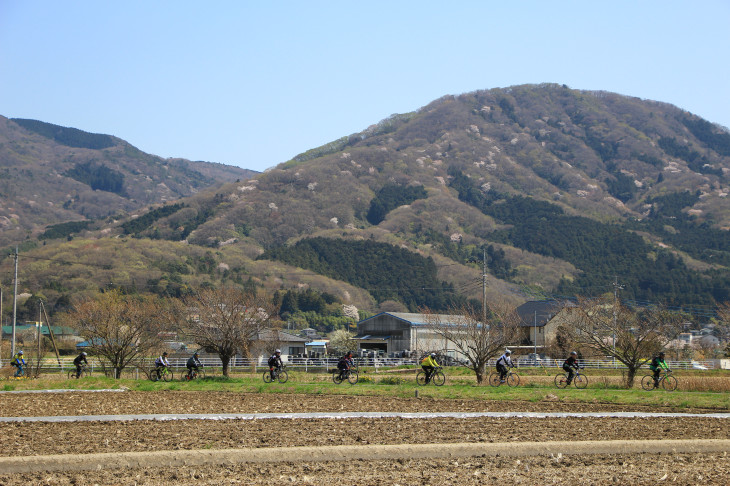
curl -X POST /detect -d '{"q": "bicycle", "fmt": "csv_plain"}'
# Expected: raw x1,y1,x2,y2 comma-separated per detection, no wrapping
555,368,588,389
263,366,288,383
182,367,206,381
9,365,26,379
416,366,445,386
489,366,520,387
68,365,91,379
641,369,677,391
149,366,174,382
332,367,358,385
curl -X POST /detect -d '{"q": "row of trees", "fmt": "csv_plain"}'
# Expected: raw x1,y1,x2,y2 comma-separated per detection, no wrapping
424,295,697,387
58,287,727,385
61,287,278,378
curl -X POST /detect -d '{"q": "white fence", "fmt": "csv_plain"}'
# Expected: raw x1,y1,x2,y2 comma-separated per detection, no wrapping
25,355,715,376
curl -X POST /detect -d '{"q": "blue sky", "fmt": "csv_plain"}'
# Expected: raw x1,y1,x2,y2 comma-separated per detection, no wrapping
1,1,729,172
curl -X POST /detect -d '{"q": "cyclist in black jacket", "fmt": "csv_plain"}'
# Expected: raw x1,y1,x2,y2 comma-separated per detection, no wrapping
268,349,283,380
563,351,580,385
73,352,88,378
186,352,202,378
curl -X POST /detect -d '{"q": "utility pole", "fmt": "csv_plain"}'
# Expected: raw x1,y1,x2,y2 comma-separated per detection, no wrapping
612,276,624,367
11,247,18,357
482,247,487,326
468,248,488,325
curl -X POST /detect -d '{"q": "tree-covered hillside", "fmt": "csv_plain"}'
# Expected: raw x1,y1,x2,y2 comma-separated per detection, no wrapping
2,84,730,321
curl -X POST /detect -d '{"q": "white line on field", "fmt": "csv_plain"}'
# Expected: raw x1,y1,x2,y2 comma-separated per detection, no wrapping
1,411,729,423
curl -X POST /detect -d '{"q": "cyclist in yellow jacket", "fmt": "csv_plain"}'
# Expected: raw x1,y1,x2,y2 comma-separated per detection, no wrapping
11,350,26,378
421,353,440,384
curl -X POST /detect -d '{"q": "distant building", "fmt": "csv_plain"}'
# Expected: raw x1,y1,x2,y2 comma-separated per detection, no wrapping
513,300,564,352
354,312,468,359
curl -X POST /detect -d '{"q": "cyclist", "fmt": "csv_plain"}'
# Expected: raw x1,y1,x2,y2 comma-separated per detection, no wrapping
154,352,170,380
421,352,440,384
186,352,202,379
11,350,25,378
563,351,580,385
496,349,515,383
267,349,283,381
73,351,88,378
649,351,670,388
337,351,354,380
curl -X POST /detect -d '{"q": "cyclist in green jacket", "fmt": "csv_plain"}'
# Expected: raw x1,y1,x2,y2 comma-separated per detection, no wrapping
649,352,670,388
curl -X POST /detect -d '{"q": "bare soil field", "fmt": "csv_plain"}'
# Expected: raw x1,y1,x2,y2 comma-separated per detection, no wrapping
1,392,728,484
1,453,728,485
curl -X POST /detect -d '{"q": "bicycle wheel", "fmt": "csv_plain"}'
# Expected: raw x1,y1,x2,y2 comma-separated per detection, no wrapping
149,368,159,382
197,369,205,379
641,375,656,391
263,371,273,383
488,372,501,387
277,370,289,383
161,370,173,382
573,373,588,389
507,373,520,387
332,370,343,384
662,375,678,391
416,371,428,386
432,371,445,386
554,373,569,389
67,370,78,380
347,370,358,384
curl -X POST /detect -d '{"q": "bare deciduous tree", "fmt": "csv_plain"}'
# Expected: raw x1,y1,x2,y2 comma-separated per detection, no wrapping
715,302,730,357
179,287,277,377
424,300,521,384
559,297,682,387
62,290,167,378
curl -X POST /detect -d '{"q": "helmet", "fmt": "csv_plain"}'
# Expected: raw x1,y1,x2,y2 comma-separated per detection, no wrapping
81,352,87,356
430,353,436,357
275,349,281,354
505,350,511,355
162,352,168,356
193,352,199,357
18,350,23,355
658,351,665,357
570,351,577,356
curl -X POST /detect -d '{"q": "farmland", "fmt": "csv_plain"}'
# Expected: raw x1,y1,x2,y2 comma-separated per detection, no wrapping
1,369,729,484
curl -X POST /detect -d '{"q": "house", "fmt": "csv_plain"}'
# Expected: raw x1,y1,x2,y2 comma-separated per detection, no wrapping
304,340,328,357
3,324,78,341
252,329,309,357
354,312,469,359
513,300,564,352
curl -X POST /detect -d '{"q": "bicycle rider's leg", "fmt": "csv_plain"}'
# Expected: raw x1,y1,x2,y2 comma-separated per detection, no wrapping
653,368,660,387
14,365,21,377
565,367,574,384
498,364,506,381
422,366,432,383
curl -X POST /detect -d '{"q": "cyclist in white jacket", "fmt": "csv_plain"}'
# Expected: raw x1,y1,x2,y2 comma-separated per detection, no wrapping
496,350,515,383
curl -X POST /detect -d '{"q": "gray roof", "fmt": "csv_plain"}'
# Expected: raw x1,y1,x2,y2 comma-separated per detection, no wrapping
359,312,470,327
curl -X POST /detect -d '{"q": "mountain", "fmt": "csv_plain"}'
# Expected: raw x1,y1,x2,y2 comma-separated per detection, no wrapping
2,84,730,322
0,116,257,248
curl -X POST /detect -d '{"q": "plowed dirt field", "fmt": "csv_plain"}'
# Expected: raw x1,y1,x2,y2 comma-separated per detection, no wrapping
1,391,728,484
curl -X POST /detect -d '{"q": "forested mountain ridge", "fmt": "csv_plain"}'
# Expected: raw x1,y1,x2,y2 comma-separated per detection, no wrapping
0,115,256,248
3,84,730,321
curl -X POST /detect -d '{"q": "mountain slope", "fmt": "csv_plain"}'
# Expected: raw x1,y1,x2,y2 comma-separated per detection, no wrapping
2,84,730,317
0,116,256,248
